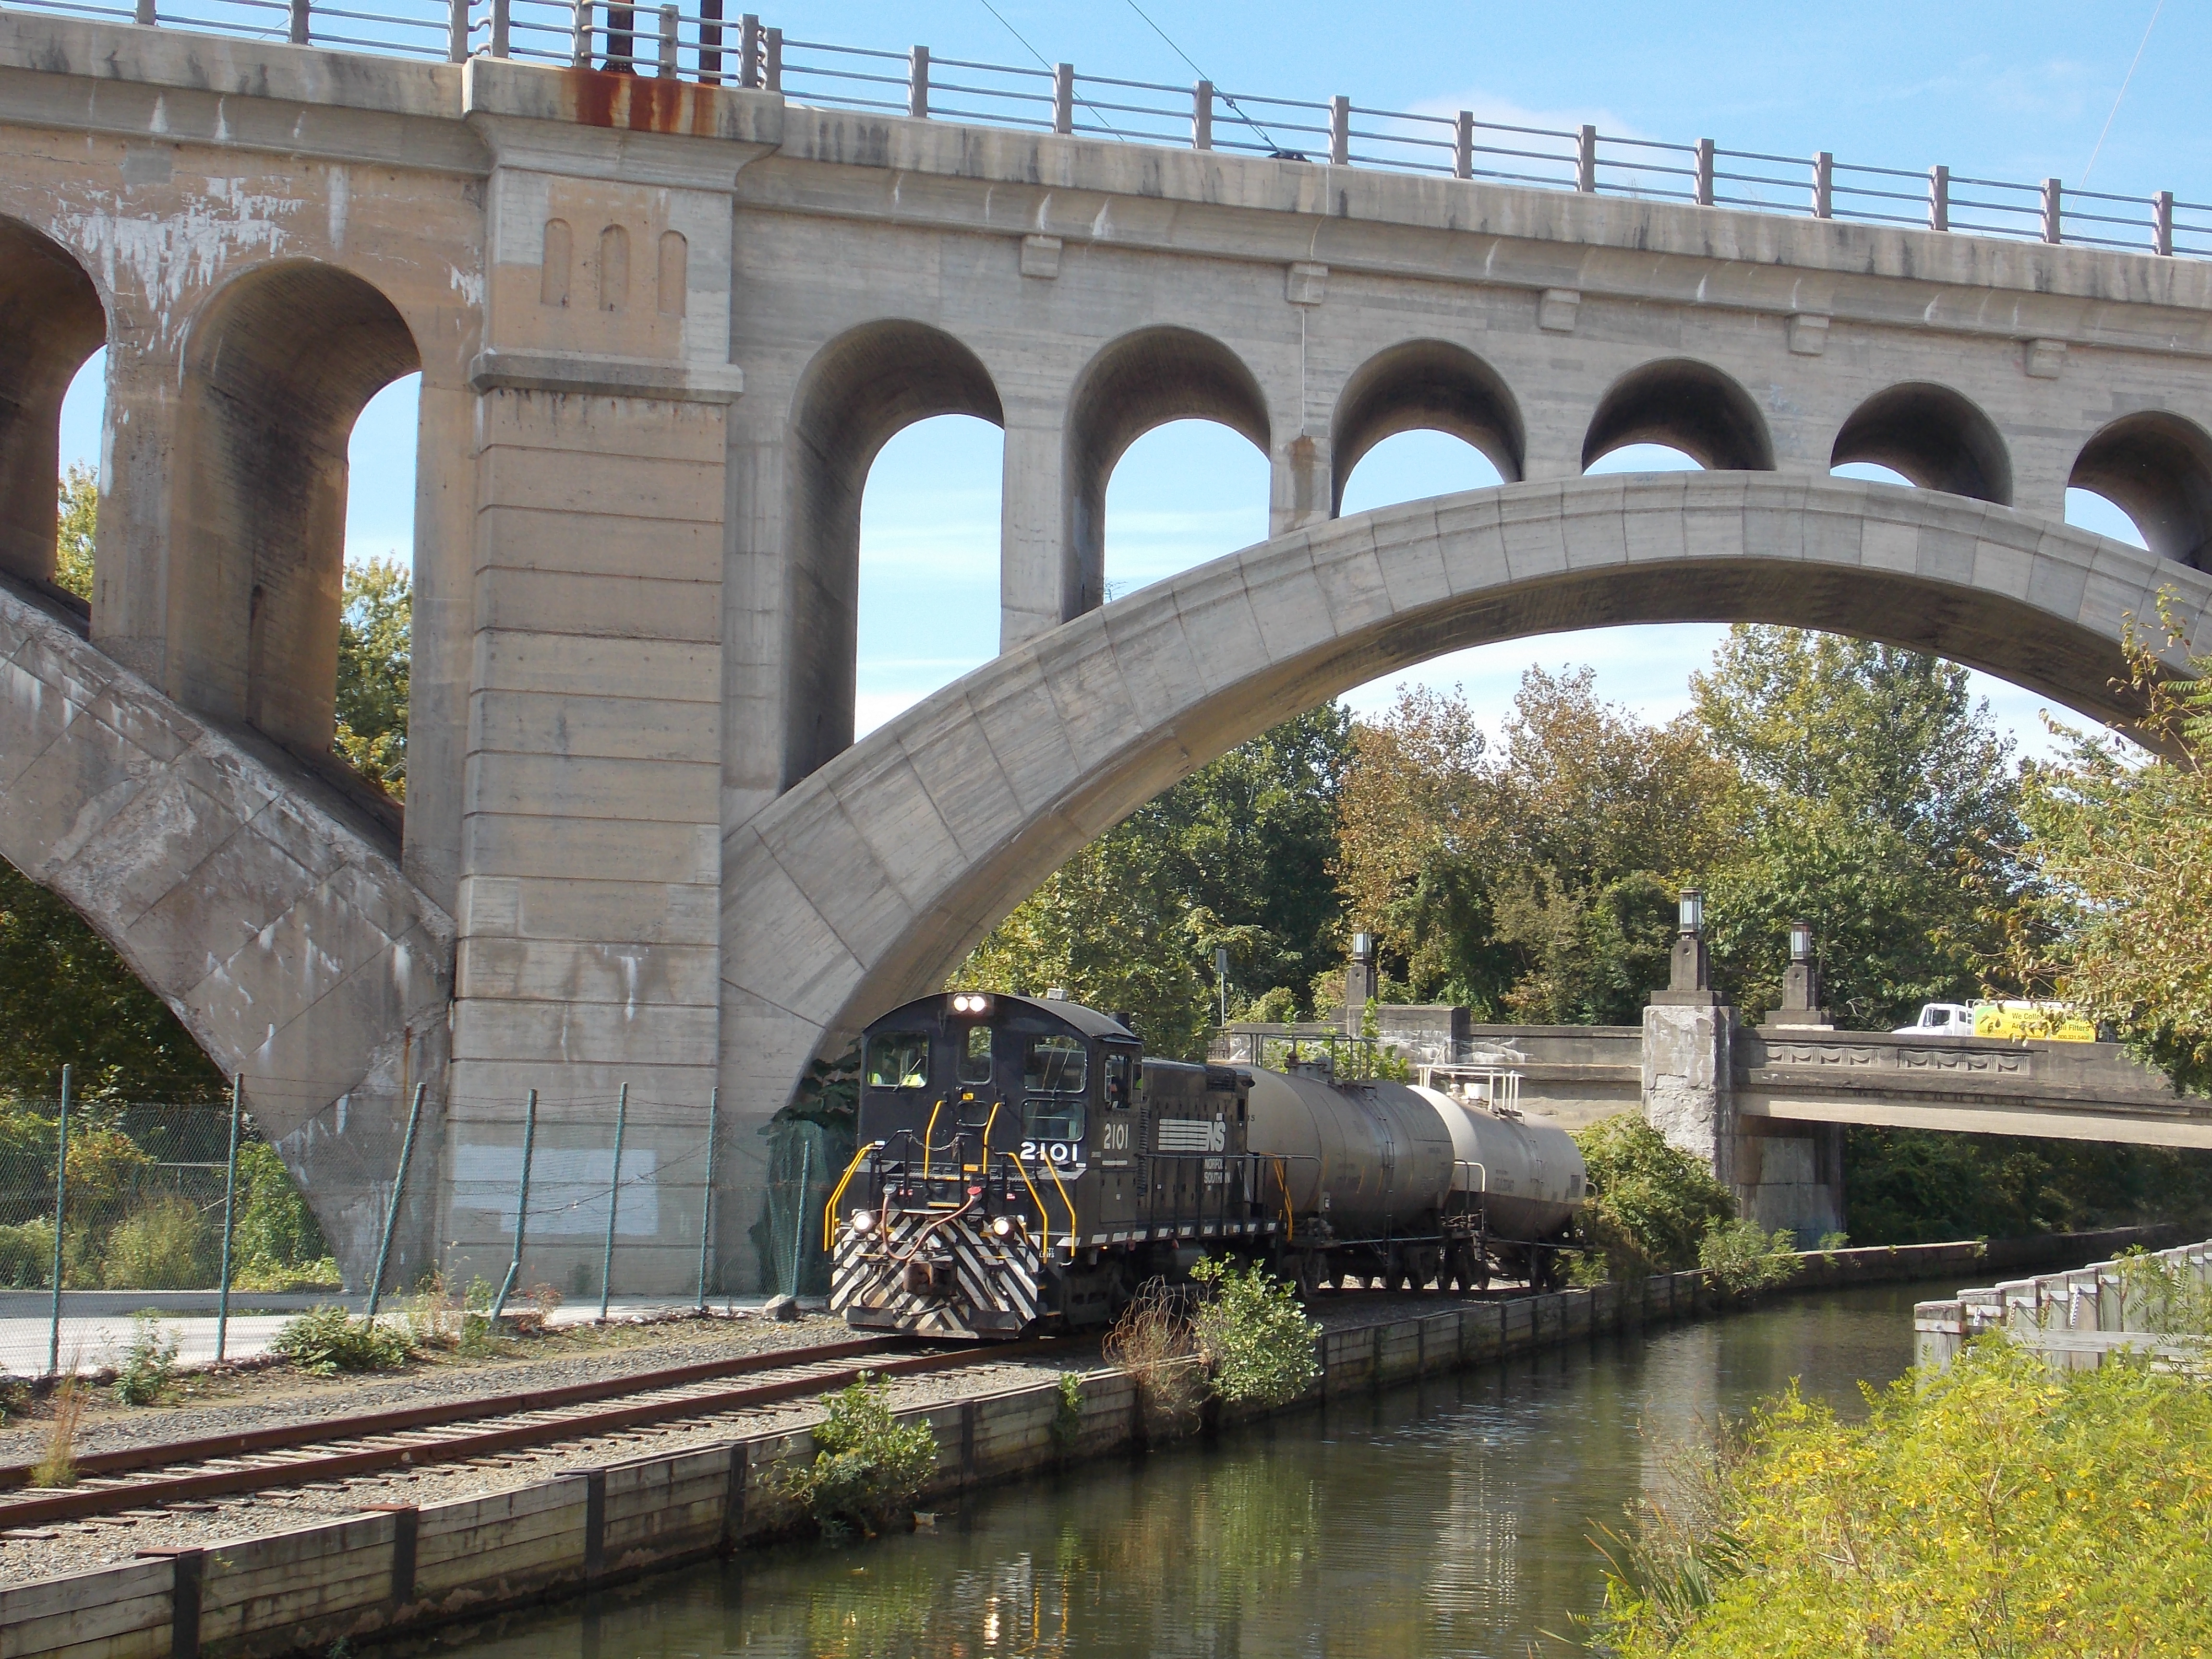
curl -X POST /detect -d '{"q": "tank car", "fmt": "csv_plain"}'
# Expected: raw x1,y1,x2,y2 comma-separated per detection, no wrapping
825,991,1586,1339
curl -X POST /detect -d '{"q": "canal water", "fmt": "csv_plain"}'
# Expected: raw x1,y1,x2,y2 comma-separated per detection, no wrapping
446,1284,1928,1659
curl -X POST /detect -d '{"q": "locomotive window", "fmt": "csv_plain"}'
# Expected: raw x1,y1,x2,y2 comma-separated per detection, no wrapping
1024,1035,1088,1094
958,1024,994,1086
1103,1050,1133,1108
1023,1097,1086,1143
864,1032,930,1089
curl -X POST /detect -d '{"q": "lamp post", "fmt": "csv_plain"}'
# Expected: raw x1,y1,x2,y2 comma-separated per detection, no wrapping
1346,931,1377,1034
1653,887,1718,1006
1215,945,1230,1030
1769,918,1831,1029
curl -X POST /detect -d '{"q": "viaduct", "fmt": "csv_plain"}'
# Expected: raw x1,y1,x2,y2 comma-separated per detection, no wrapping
3,8,2212,1291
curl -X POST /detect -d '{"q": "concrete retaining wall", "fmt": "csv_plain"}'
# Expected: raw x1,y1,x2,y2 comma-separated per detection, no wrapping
11,1228,2176,1659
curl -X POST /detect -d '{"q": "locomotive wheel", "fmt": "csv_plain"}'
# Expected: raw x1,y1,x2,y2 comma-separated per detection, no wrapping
1293,1252,1323,1301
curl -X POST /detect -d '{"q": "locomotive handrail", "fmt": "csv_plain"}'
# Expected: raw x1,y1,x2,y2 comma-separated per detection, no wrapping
919,1098,943,1178
1032,1145,1081,1253
1455,1159,1490,1193
1005,1147,1056,1255
821,1138,881,1252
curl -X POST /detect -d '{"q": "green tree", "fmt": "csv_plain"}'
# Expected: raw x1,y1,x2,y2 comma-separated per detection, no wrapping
0,866,226,1102
959,708,1352,1056
54,463,96,601
2007,598,2212,1094
1691,627,2024,1028
334,555,411,798
1334,672,1734,1022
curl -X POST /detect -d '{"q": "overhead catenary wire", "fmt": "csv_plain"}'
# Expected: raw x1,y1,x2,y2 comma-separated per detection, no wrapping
970,0,1129,139
1119,0,1286,155
2083,0,2163,184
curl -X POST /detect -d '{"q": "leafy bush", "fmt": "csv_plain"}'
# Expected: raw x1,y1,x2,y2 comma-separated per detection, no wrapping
100,1198,216,1289
114,1313,180,1406
1815,1231,1849,1252
1695,1219,1801,1297
1190,1256,1321,1407
0,1219,54,1288
1593,1337,2212,1656
776,1374,937,1539
231,1255,342,1293
271,1306,411,1375
1573,1115,1737,1279
230,1142,329,1280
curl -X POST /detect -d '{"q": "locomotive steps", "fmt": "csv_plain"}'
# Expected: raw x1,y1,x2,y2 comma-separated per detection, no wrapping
0,1233,2169,1659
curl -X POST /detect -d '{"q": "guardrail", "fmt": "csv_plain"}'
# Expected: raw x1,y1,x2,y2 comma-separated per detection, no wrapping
1916,1238,2212,1371
15,0,2211,260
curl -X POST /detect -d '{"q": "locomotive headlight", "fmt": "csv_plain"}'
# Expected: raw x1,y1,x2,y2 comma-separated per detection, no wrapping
849,1209,876,1235
990,1215,1016,1239
951,992,993,1014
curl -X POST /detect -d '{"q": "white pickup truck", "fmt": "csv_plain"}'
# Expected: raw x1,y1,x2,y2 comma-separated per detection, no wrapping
1893,1002,1976,1036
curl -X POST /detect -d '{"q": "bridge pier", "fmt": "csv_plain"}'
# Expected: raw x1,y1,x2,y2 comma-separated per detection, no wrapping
1641,1001,1847,1245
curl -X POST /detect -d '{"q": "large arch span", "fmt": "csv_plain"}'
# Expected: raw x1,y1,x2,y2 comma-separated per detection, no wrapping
0,577,453,1285
720,472,2212,1136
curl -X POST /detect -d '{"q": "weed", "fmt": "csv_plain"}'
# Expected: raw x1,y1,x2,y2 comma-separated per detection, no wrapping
114,1312,180,1406
1102,1280,1204,1427
271,1306,412,1375
529,1282,564,1319
1190,1256,1321,1408
402,1270,461,1350
1050,1371,1083,1450
1816,1231,1850,1252
30,1377,85,1488
774,1374,937,1539
101,1199,216,1289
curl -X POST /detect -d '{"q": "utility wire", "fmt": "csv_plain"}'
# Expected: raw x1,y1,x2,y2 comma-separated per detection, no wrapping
2083,0,2163,184
972,0,1130,140
1120,0,1288,156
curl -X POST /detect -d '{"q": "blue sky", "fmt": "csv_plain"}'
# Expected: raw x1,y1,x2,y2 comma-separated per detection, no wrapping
56,0,2198,757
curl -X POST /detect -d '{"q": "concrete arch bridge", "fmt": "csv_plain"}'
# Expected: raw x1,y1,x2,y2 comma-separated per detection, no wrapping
1,12,2210,1285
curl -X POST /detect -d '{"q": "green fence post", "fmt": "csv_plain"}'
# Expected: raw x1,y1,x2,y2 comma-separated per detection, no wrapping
788,1138,811,1298
215,1074,243,1362
598,1082,627,1322
46,1063,71,1377
490,1090,538,1325
696,1087,717,1310
367,1082,427,1321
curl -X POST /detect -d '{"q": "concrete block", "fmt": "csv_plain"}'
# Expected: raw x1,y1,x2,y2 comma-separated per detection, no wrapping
476,567,723,645
1497,482,1572,580
474,632,720,704
471,688,721,764
467,751,721,824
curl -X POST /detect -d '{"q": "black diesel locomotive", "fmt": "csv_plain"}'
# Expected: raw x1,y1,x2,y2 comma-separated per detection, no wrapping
826,990,1585,1338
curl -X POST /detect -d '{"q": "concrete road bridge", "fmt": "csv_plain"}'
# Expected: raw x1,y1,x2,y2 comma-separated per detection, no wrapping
3,6,2212,1288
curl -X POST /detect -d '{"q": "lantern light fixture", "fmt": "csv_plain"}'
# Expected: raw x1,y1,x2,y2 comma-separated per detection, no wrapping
1678,889,1705,936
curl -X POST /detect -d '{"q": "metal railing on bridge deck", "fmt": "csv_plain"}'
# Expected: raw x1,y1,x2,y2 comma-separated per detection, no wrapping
12,0,2212,262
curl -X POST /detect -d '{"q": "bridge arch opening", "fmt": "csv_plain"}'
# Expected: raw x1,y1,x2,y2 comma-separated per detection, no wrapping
1067,326,1270,605
785,319,1005,780
1829,382,2012,505
1330,340,1523,516
170,260,421,768
1582,358,1775,474
2067,411,2212,570
0,216,106,605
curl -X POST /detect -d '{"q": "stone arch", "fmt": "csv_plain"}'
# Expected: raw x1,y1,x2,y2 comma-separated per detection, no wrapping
721,475,2207,1220
783,318,1006,786
0,216,107,598
1064,325,1272,612
2068,411,2212,569
169,259,421,764
0,578,454,1287
1831,382,2012,505
1582,358,1774,472
1330,339,1524,515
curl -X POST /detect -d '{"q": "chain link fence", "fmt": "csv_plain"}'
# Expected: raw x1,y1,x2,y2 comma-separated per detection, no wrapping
0,1091,339,1377
0,1074,842,1379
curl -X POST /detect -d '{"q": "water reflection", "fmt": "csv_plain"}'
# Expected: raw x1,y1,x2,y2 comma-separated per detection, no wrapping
447,1286,1924,1659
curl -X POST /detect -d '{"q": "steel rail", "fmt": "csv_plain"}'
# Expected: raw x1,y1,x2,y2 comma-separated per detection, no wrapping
0,1333,1055,1530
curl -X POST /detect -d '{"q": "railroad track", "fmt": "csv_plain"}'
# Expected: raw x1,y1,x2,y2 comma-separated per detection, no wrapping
0,1332,1058,1533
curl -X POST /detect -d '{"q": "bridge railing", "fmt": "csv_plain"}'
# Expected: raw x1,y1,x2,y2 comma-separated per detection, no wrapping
16,0,2212,261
